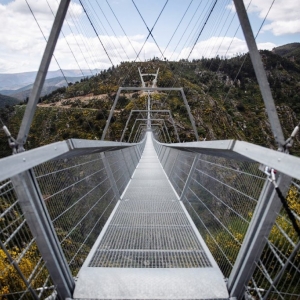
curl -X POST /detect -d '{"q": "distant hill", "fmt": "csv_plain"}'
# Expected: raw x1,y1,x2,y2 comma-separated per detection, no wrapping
0,93,20,108
0,76,84,101
273,43,300,64
0,69,101,90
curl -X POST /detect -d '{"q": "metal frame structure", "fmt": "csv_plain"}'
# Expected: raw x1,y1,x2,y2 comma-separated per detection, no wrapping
155,138,300,299
132,124,165,143
138,67,159,88
102,87,198,141
149,124,168,143
163,139,300,181
0,138,142,300
128,118,171,143
16,0,71,153
11,171,75,299
1,0,298,298
233,0,285,150
121,109,180,143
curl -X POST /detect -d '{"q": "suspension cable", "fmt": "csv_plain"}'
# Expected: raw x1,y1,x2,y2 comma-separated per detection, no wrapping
187,0,218,60
132,0,168,61
25,0,69,85
79,0,114,66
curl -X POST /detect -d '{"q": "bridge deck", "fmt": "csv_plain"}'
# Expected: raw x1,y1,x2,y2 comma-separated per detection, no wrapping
74,132,229,299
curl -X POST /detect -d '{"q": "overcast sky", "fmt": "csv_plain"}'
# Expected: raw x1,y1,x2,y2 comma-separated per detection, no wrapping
0,0,299,74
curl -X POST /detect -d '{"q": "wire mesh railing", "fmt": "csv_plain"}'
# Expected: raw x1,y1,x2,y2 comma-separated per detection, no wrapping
0,179,54,299
33,144,144,276
247,179,300,300
153,138,300,299
0,137,145,299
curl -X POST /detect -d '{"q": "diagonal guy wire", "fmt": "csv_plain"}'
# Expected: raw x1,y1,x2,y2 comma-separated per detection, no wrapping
132,0,168,60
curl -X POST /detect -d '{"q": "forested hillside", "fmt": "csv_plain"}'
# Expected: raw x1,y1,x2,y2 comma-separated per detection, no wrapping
0,94,20,108
1,47,300,158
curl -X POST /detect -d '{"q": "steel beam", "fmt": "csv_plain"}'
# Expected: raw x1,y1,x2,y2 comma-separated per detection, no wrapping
180,154,199,200
101,87,122,140
101,153,121,200
16,0,71,152
164,139,300,180
0,139,136,182
121,109,179,142
120,87,182,91
0,239,39,299
128,118,170,143
227,174,291,299
120,110,133,142
131,110,179,142
233,0,285,149
11,170,74,299
180,89,199,141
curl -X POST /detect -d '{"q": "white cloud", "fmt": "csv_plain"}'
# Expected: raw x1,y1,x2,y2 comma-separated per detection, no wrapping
0,0,83,73
0,0,293,74
177,37,276,60
229,0,300,36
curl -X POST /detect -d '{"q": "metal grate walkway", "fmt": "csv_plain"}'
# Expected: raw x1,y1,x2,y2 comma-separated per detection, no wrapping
74,132,229,299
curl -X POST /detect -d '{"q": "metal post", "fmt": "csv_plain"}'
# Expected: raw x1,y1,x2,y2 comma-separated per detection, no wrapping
131,144,140,164
233,0,285,149
180,89,199,141
121,149,133,180
169,151,179,178
16,0,70,152
263,239,300,300
129,110,179,142
129,118,170,143
138,67,146,87
169,113,180,143
133,124,143,143
128,146,138,170
227,174,291,299
180,154,199,200
128,119,140,142
11,170,74,300
147,92,150,129
102,88,121,140
161,147,170,166
158,124,167,143
0,239,39,299
101,153,120,200
134,140,142,159
163,121,172,143
120,111,133,142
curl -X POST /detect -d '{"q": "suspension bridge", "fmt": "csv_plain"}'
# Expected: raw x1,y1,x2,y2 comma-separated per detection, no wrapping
1,0,300,299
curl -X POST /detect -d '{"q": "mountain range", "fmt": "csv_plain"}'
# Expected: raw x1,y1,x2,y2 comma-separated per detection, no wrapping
0,43,299,158
0,69,101,102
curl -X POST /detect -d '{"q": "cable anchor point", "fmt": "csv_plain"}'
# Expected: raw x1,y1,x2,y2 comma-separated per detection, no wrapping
264,166,278,188
2,125,18,154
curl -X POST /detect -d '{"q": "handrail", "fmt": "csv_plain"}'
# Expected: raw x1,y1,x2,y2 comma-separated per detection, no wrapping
157,139,300,180
0,138,143,182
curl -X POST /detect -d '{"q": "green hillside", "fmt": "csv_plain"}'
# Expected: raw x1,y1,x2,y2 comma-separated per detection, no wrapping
0,93,20,108
1,47,300,158
273,43,300,65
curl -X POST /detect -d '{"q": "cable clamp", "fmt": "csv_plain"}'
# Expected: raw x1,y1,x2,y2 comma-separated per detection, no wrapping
2,125,18,154
283,122,299,152
264,166,278,188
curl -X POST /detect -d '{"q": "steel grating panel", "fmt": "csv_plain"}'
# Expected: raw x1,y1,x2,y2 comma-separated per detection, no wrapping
129,179,174,188
74,132,229,299
111,211,190,226
93,226,207,251
105,201,185,215
124,188,176,200
87,134,212,269
88,250,209,268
